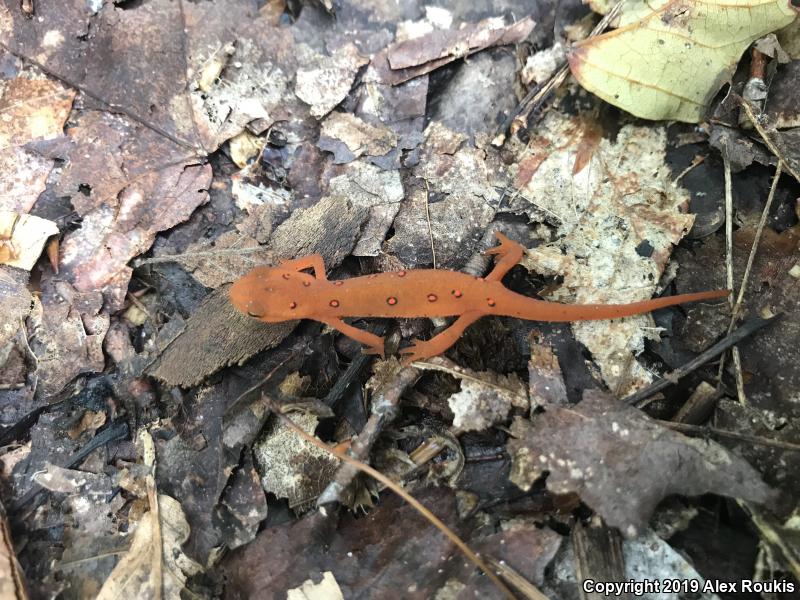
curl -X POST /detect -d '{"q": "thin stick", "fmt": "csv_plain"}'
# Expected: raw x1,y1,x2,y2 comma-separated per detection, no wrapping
658,420,800,452
740,100,800,183
623,315,780,405
730,162,782,326
132,245,272,267
317,366,417,504
271,407,519,600
492,0,625,145
423,178,437,269
722,162,782,404
716,156,742,400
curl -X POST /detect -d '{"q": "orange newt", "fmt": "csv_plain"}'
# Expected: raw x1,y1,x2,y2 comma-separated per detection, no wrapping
230,233,729,363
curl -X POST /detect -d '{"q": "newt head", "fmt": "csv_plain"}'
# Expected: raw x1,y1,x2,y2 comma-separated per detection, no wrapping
229,265,316,322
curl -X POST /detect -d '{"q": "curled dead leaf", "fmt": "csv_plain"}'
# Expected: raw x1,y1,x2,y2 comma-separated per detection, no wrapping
507,390,775,537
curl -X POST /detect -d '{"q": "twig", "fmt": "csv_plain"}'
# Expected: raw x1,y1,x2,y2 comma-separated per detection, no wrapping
492,0,625,145
317,366,418,504
739,501,800,581
623,315,780,405
658,420,800,453
740,100,800,183
270,406,520,600
132,245,273,267
322,325,388,408
717,154,746,404
423,178,437,269
717,162,782,403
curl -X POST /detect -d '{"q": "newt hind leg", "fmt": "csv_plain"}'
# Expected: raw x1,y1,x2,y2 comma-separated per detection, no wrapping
484,232,525,281
399,311,483,365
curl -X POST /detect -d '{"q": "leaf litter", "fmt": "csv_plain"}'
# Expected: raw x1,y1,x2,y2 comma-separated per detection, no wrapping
0,0,798,597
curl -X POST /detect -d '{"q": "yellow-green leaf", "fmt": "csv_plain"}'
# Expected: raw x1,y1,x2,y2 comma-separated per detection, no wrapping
569,0,798,122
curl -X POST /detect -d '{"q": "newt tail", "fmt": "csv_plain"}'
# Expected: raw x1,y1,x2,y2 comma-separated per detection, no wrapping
230,232,729,364
499,289,730,322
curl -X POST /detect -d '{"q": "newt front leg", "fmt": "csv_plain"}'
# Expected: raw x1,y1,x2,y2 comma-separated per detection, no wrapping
279,254,328,280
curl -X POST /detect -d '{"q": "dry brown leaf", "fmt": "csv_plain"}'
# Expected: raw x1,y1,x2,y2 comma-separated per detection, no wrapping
0,77,75,214
59,163,211,301
29,281,109,397
97,430,201,599
367,17,535,86
507,390,775,537
0,498,28,600
0,77,74,148
229,130,263,168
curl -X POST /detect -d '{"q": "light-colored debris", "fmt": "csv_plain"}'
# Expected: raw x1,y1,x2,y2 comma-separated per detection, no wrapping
514,112,695,395
295,43,368,119
0,212,59,271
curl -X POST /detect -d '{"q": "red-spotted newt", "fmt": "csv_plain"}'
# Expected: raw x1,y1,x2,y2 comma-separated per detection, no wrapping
230,232,729,363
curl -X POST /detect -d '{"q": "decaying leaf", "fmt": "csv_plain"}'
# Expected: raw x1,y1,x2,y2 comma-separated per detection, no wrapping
0,268,32,387
0,77,75,213
415,357,528,431
29,281,109,398
190,37,294,151
295,43,368,119
514,113,697,395
96,494,202,600
388,121,504,267
59,162,212,302
0,211,58,271
528,342,569,407
507,391,775,537
368,17,535,86
318,112,397,164
224,488,562,598
326,162,404,257
569,0,798,122
253,411,340,511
